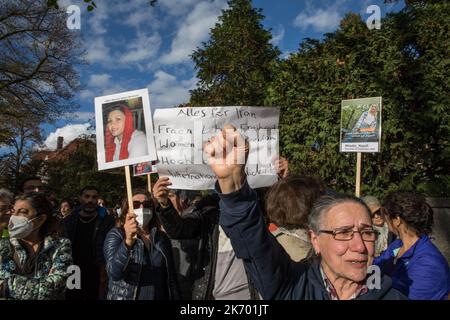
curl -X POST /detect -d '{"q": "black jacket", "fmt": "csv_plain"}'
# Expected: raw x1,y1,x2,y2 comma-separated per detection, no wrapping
218,180,407,300
104,227,180,300
63,206,115,266
157,194,259,300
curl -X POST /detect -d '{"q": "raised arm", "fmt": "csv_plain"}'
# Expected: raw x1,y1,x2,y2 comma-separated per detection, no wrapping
205,125,306,299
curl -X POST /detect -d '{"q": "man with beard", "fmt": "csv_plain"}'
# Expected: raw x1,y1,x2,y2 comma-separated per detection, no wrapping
64,186,115,300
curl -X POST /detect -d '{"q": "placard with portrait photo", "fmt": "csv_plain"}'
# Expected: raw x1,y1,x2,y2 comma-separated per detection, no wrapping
133,161,158,176
340,97,382,153
95,88,157,170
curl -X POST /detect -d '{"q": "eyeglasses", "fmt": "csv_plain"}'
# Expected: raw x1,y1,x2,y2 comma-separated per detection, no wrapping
319,228,379,242
132,200,153,209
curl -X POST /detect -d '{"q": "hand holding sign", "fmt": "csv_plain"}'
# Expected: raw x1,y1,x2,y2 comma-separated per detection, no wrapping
205,124,249,194
272,155,289,179
124,211,138,249
153,177,172,207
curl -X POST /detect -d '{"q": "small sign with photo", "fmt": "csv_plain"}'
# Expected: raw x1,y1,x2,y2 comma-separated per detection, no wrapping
340,97,382,153
133,161,157,176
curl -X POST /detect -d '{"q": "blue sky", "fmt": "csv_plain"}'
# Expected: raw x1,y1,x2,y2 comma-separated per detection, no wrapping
43,0,404,149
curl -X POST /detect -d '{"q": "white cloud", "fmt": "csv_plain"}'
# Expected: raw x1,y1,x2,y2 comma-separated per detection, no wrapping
271,25,285,46
159,0,198,16
80,89,95,100
293,0,352,33
281,51,292,60
123,10,156,29
88,73,125,94
85,38,111,63
44,123,94,150
148,71,197,108
87,4,109,35
159,0,227,65
112,0,151,14
101,84,127,96
119,32,161,64
64,112,95,122
294,8,341,33
81,73,126,100
88,73,111,88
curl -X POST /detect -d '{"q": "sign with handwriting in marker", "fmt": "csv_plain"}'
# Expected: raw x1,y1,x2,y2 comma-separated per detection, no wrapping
154,106,280,190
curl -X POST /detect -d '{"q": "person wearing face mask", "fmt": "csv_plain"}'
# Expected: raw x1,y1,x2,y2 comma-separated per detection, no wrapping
0,193,73,299
103,189,180,300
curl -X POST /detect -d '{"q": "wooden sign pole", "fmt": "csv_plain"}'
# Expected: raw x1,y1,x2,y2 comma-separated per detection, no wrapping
125,165,134,214
147,173,152,195
355,152,362,197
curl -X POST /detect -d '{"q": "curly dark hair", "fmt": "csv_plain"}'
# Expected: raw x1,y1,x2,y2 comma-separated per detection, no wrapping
265,175,326,229
383,191,434,237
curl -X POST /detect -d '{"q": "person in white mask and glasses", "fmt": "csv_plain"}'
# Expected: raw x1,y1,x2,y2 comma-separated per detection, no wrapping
104,188,180,300
0,193,73,299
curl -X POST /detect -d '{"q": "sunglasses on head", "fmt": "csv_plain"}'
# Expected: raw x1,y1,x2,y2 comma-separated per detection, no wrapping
132,200,152,209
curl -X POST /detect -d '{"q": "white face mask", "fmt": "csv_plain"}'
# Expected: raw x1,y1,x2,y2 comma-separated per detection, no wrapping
134,208,153,228
8,215,39,239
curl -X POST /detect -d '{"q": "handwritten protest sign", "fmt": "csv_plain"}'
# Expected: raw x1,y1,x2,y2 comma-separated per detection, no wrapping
154,107,280,190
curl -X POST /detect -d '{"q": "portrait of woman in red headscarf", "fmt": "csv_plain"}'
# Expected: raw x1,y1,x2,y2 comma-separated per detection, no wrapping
104,104,148,162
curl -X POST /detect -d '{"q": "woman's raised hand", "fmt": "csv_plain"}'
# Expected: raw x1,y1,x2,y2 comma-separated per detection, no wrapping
153,177,172,207
204,124,249,194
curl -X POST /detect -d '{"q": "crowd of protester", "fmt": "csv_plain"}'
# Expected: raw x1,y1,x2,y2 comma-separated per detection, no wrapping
0,127,449,300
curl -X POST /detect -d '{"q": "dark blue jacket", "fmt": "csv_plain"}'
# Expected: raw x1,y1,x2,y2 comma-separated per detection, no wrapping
104,227,180,300
374,235,450,300
218,181,406,300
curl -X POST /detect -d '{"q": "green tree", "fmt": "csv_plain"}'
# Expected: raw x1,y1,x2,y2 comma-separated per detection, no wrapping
190,0,280,106
267,2,450,197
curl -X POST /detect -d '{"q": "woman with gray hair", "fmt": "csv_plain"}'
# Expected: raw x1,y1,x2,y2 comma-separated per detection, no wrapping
0,188,14,238
206,125,406,300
